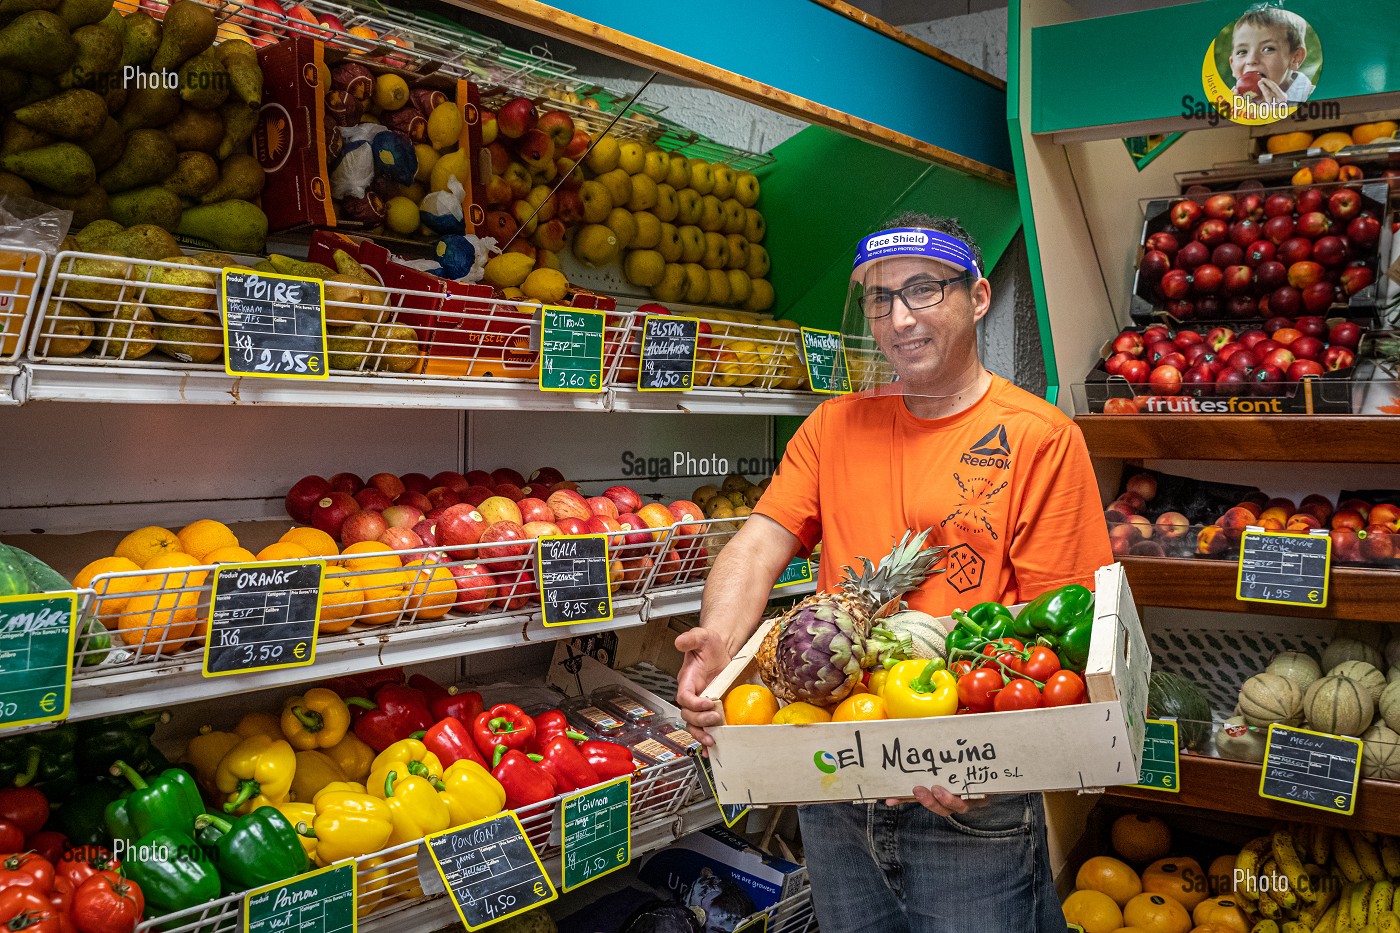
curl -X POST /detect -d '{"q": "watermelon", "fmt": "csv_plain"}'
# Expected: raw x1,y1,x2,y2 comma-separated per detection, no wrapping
0,543,29,597
1305,674,1373,736
1149,671,1212,749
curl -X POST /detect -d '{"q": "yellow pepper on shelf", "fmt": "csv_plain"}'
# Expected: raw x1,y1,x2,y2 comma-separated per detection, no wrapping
325,732,375,782
368,739,443,791
216,733,297,814
439,759,506,826
235,711,284,741
882,659,959,719
307,784,392,866
356,856,393,916
274,801,318,862
182,726,241,795
280,688,352,750
292,749,349,803
373,769,450,848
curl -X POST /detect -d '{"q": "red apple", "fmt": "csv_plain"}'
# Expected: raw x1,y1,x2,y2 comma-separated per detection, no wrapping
478,496,523,526
1212,243,1244,268
1196,219,1228,249
1264,193,1296,217
460,485,494,506
1204,193,1236,220
1347,214,1381,248
555,517,589,536
1313,235,1349,266
379,527,423,552
1169,199,1202,230
517,497,555,524
1287,358,1326,380
1267,286,1301,316
587,496,620,520
328,472,364,495
1277,237,1313,266
1119,360,1150,384
1235,193,1265,221
426,487,461,511
1329,321,1362,348
431,471,470,495
1301,281,1335,313
1149,365,1182,395
491,483,525,502
1341,266,1375,296
1289,336,1323,361
1228,219,1263,248
286,475,331,524
1206,327,1234,351
584,515,623,547
1262,347,1295,371
1112,333,1146,357
1170,298,1201,319
400,472,432,494
368,472,405,501
1322,346,1355,371
1296,211,1333,239
1298,188,1324,214
494,568,536,611
312,493,360,540
1222,265,1254,295
1238,330,1268,349
496,97,537,139
1172,330,1203,349
1228,349,1259,372
1146,232,1180,257
465,470,494,487
341,510,388,545
1328,188,1362,222
1140,250,1171,280
1161,269,1191,299
1175,241,1210,270
546,489,591,522
449,562,497,612
1215,368,1249,396
1245,240,1275,267
1192,263,1223,294
395,491,433,515
522,520,563,540
1255,261,1288,291
1264,215,1295,244
382,504,424,529
480,521,530,561
529,466,566,486
412,520,439,548
354,487,393,512
491,467,526,487
519,483,553,501
1183,363,1215,396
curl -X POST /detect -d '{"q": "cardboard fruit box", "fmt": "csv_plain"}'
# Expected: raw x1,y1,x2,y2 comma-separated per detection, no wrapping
699,563,1150,806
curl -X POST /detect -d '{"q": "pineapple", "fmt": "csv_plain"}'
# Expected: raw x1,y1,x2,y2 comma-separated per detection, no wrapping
756,529,944,708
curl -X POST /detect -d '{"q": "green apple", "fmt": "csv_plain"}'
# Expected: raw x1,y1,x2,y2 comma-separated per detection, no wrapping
585,133,620,173
743,208,765,243
631,211,662,249
706,268,731,305
698,195,724,232
665,154,689,189
678,225,705,263
682,262,709,303
657,223,683,263
652,263,687,302
605,207,637,250
597,169,632,208
573,223,619,265
676,188,703,226
624,249,666,287
627,174,658,211
711,164,736,199
721,199,745,235
701,232,729,270
727,269,753,306
687,159,715,195
653,183,679,222
745,244,770,279
725,234,749,270
744,278,773,312
734,172,760,207
578,179,613,224
642,150,669,183
618,141,647,175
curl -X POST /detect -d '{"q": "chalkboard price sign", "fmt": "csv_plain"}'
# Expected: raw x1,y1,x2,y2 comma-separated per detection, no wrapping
638,315,698,391
424,812,556,931
203,560,324,678
1130,719,1180,792
773,557,813,589
244,862,356,933
1236,530,1330,608
0,592,78,730
537,535,613,627
690,749,749,829
540,306,604,392
800,327,851,394
221,269,328,380
561,776,631,891
1259,724,1361,815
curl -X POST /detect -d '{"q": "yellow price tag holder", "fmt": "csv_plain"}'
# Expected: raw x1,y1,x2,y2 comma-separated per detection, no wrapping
1129,719,1180,793
243,862,356,933
540,306,605,392
424,811,557,931
638,314,698,391
561,776,631,891
220,269,328,380
1259,723,1361,815
0,592,77,730
203,559,324,677
1236,529,1330,608
800,326,852,394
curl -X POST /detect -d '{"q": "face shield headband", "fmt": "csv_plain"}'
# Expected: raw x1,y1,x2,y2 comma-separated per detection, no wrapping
853,228,981,279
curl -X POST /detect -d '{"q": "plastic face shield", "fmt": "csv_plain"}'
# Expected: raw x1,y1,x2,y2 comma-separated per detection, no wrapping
835,227,983,400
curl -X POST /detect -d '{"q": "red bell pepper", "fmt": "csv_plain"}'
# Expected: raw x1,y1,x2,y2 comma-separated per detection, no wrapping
421,717,488,769
321,668,404,702
581,740,636,780
407,674,485,724
346,684,434,752
490,747,557,810
538,735,600,793
534,710,573,746
471,705,536,758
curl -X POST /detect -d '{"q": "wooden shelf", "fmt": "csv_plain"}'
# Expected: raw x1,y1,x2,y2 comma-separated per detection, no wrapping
1121,555,1400,623
1076,415,1400,463
1108,755,1400,837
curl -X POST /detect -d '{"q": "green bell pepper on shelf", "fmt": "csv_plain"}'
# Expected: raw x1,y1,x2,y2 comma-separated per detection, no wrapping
963,601,1017,640
196,808,311,893
1016,583,1093,636
122,826,223,915
55,780,124,846
76,711,170,776
11,725,78,799
109,760,205,837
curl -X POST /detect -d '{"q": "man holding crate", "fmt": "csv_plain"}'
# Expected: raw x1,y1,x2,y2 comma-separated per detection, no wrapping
677,213,1111,932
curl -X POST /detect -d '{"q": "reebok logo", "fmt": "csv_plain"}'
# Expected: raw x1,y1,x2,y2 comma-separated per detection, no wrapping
960,424,1011,468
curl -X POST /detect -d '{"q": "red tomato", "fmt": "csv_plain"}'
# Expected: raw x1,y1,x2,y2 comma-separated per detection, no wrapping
56,848,119,892
0,886,61,933
993,678,1043,712
0,820,23,853
981,637,1025,675
950,660,975,678
71,871,144,933
0,788,49,838
1021,646,1061,683
0,851,55,891
957,668,1004,713
1043,670,1087,707
27,831,68,866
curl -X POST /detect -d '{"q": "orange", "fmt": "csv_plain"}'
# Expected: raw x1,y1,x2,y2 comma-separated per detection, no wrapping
1121,893,1190,933
280,526,339,557
317,575,363,634
1312,131,1354,153
1108,929,1152,933
177,519,238,561
205,546,257,564
114,526,181,566
722,684,779,725
74,557,144,620
1352,121,1398,145
1206,855,1235,895
358,583,410,625
117,589,200,654
340,541,402,572
1265,131,1313,154
404,559,455,620
831,692,886,722
257,542,312,562
1191,896,1249,933
1062,889,1123,933
1142,858,1207,911
1112,814,1172,863
1076,856,1142,907
143,552,208,587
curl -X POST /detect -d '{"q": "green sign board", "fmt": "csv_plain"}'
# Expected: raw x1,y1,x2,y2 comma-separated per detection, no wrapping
244,862,356,933
773,558,813,588
1131,719,1180,792
540,307,604,392
0,592,78,730
800,327,851,395
561,776,631,891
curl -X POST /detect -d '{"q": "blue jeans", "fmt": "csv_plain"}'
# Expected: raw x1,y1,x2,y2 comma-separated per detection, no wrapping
797,794,1064,933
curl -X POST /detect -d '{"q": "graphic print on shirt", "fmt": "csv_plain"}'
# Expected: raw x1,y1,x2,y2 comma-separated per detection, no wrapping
960,423,1012,468
941,471,1008,540
943,543,985,593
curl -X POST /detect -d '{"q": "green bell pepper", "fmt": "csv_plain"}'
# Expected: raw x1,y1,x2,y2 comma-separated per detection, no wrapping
964,601,1017,640
55,780,124,846
195,808,310,893
110,760,205,837
77,711,170,776
122,826,222,915
1016,584,1094,637
1056,617,1093,672
945,610,989,662
76,615,111,667
12,725,77,799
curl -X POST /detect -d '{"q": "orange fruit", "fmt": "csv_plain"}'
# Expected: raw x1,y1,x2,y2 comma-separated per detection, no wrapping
257,542,312,562
1076,856,1142,907
117,589,201,654
1192,896,1249,933
830,692,886,722
1121,893,1191,933
317,575,363,634
75,557,145,620
1062,889,1123,933
1265,131,1313,154
1352,121,1398,145
114,526,181,566
143,552,208,586
1312,131,1355,153
340,541,401,571
1112,814,1172,863
177,519,238,561
280,526,339,557
358,583,410,625
1142,858,1207,910
1206,855,1235,895
205,546,258,564
404,559,456,620
722,684,779,725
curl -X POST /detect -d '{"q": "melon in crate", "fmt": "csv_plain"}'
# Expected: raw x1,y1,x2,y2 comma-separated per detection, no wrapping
1361,723,1400,779
1322,636,1384,672
1237,672,1303,728
1304,673,1374,736
1265,651,1321,693
883,609,947,661
1329,660,1386,704
1386,637,1400,671
1215,716,1266,763
1381,681,1400,733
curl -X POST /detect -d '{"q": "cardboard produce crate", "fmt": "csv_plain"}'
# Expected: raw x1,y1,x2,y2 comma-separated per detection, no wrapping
700,563,1150,806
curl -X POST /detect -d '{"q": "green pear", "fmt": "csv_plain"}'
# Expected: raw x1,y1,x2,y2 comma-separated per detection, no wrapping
176,198,266,253
91,301,154,358
54,0,111,28
164,105,222,152
61,256,129,310
85,222,180,260
216,40,260,106
161,150,216,198
116,82,179,130
268,254,334,278
35,183,109,226
149,0,213,72
0,141,94,194
0,118,53,156
39,302,95,357
142,257,216,321
118,11,159,68
327,322,373,372
176,47,226,109
14,88,107,140
73,217,120,246
98,127,174,192
0,0,60,14
108,184,181,228
0,12,77,75
216,98,257,160
58,22,121,90
200,153,263,203
0,171,32,199
78,116,123,171
157,312,222,363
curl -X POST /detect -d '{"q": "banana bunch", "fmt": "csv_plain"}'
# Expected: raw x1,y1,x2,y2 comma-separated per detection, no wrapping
1236,825,1400,932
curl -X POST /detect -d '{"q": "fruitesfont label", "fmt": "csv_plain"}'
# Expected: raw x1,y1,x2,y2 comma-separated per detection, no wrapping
1200,8,1323,126
221,269,328,380
424,812,556,931
1236,530,1330,608
561,776,631,891
1259,723,1361,815
243,862,356,933
0,592,78,730
204,559,324,678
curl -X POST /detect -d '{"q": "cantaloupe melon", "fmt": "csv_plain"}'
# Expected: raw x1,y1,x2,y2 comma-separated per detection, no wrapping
1329,660,1386,703
883,609,946,660
1361,723,1400,779
1380,680,1400,733
1322,636,1384,672
1266,651,1321,693
1384,637,1400,671
1305,673,1374,736
1238,672,1303,728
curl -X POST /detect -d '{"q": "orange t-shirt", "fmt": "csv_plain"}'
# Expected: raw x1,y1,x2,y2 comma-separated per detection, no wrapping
754,374,1111,614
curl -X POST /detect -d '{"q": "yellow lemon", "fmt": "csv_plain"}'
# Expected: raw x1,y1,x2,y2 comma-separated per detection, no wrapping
772,702,831,725
385,197,420,236
426,102,463,150
520,268,568,303
413,144,438,183
373,74,409,111
483,252,534,288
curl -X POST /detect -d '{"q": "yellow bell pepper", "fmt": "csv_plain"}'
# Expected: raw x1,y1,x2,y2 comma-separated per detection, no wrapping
306,786,392,866
368,739,443,792
325,732,375,782
356,856,396,916
274,802,318,862
315,780,367,797
373,769,451,847
235,711,284,740
439,759,506,826
882,659,958,719
281,688,352,750
182,727,241,795
292,749,348,803
216,733,297,814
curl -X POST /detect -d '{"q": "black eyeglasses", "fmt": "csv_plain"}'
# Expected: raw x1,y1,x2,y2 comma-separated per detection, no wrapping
858,274,971,319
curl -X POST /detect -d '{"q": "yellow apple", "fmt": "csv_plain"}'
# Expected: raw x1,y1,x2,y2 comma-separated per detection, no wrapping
652,263,687,302
657,223,683,263
537,249,561,270
618,141,647,175
744,278,774,312
597,168,632,208
626,174,658,211
711,164,736,199
720,199,745,235
653,183,679,222
624,249,666,287
687,159,715,194
676,188,703,226
511,200,539,237
706,268,731,305
701,232,729,270
744,209,765,243
734,172,760,207
642,149,670,182
572,223,619,265
585,133,621,173
605,207,637,250
578,179,613,224
631,211,662,249
745,244,770,279
682,263,709,304
532,218,567,252
725,234,749,270
678,225,705,263
726,269,753,306
698,195,724,232
665,153,689,189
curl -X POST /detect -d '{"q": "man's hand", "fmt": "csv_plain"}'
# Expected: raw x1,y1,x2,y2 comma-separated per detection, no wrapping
675,626,733,746
885,786,992,816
